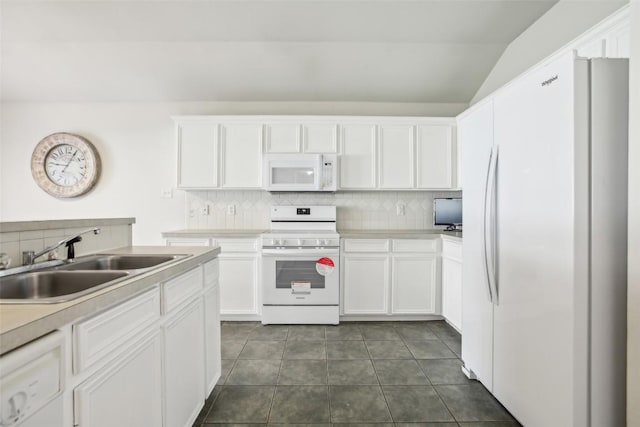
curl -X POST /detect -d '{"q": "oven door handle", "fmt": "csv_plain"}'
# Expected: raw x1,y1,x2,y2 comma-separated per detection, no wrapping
262,248,339,256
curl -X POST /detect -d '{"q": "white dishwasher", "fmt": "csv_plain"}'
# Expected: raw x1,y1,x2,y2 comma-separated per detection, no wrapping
0,331,65,427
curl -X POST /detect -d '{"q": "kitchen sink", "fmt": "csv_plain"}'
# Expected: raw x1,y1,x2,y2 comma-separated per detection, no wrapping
0,271,129,303
60,254,184,271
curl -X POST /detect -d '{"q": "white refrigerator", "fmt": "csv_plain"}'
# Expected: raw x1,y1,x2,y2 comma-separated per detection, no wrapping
459,53,628,427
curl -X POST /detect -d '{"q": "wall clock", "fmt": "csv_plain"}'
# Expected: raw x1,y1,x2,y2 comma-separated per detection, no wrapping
31,132,101,198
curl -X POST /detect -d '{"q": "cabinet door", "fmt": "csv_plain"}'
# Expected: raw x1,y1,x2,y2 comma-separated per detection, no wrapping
342,254,389,314
164,299,205,427
339,124,377,189
302,123,338,153
442,257,462,331
391,254,438,314
204,285,221,395
219,255,260,315
220,124,263,188
416,125,455,189
264,124,301,153
177,122,218,188
74,331,163,427
378,125,414,189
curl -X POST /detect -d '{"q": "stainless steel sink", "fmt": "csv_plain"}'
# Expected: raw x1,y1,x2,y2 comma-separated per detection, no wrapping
0,271,129,303
60,254,184,271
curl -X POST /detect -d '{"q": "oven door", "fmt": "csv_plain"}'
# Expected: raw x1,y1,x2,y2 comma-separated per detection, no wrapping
262,248,339,305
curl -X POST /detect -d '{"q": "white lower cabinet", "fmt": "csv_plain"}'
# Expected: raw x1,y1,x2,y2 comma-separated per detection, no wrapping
219,255,260,316
51,258,220,427
165,237,261,319
74,331,163,427
341,238,440,318
204,259,221,395
163,298,205,427
342,254,390,314
391,254,438,314
442,239,463,331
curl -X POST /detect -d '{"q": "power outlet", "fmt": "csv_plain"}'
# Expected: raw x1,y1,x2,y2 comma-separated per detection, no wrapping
227,205,236,215
161,188,173,199
189,209,196,218
396,203,406,216
199,205,210,216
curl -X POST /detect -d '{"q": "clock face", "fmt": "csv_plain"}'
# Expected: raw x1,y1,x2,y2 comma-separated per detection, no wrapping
31,133,101,198
44,144,88,186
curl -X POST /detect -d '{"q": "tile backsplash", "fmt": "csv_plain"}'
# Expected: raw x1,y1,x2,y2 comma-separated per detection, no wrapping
185,191,461,230
0,224,132,269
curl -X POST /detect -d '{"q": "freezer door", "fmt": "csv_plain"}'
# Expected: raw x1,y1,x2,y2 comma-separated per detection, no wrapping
492,53,589,427
458,99,495,390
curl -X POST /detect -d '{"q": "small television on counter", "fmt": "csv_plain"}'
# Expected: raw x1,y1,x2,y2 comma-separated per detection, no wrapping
433,198,462,231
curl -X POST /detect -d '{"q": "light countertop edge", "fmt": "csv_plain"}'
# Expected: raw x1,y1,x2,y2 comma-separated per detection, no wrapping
162,229,267,238
0,217,136,233
162,229,462,240
338,229,463,240
0,245,220,355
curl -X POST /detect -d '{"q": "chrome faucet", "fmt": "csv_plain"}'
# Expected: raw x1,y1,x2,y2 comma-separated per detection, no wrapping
22,227,101,265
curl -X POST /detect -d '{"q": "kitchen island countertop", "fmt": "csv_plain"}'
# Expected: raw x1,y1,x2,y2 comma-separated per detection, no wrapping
0,245,220,355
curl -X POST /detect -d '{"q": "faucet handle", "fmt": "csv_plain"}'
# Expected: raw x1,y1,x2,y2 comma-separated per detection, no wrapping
0,253,11,270
65,236,83,260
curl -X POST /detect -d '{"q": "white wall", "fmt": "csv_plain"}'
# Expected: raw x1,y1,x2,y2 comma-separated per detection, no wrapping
471,0,628,103
627,1,639,424
0,101,463,244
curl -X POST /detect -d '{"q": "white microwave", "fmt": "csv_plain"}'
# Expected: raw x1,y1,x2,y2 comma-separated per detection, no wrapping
263,153,337,192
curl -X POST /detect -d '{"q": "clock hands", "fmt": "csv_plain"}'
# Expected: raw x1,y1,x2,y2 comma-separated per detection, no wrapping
62,149,79,173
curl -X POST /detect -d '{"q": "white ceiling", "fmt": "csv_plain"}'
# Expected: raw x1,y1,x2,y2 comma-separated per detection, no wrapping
0,0,558,103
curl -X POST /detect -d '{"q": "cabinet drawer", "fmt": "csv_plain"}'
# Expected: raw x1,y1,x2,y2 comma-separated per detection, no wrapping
73,287,160,374
343,239,389,253
163,267,203,314
215,239,258,253
392,239,438,253
442,239,462,261
204,258,219,287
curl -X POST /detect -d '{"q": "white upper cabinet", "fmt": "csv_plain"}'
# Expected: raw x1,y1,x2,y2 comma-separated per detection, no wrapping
177,121,218,189
416,125,456,189
264,124,301,153
302,123,339,153
174,116,457,191
220,123,263,188
378,124,415,189
339,124,377,189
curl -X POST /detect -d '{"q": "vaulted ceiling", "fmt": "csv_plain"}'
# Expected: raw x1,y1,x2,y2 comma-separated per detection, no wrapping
0,0,558,103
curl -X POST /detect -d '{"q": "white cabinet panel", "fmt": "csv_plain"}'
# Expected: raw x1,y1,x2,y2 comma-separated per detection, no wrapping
416,125,455,189
391,254,438,314
164,299,205,427
220,123,263,188
342,254,389,314
165,237,211,247
204,285,221,395
302,123,338,153
74,331,163,427
73,287,160,374
264,124,301,153
177,122,218,188
219,255,260,315
378,125,414,189
339,124,377,189
442,257,462,331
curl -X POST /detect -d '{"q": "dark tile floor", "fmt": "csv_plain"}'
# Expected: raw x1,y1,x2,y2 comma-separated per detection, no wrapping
194,321,520,427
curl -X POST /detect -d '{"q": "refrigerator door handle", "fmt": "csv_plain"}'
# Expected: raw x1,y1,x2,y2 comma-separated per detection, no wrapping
482,147,495,303
486,145,499,304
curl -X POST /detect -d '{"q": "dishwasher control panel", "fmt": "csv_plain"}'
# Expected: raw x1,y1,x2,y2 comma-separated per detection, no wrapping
0,332,64,426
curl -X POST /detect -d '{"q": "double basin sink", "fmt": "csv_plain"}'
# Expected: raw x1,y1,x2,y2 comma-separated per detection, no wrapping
0,254,187,304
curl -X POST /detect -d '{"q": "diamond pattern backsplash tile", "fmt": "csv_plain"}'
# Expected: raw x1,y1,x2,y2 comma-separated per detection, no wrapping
185,190,461,230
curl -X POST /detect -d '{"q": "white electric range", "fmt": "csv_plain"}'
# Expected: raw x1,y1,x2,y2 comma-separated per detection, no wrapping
261,205,340,325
